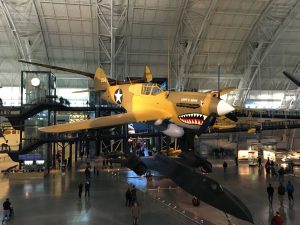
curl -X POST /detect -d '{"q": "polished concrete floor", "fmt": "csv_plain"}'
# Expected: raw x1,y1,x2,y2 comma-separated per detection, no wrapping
123,159,300,225
0,163,195,225
0,159,299,225
210,160,299,225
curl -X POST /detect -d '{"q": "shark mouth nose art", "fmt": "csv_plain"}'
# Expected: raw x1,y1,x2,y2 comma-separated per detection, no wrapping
178,113,207,125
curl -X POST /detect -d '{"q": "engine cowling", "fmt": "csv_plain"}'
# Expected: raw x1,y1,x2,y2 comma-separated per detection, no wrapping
154,120,184,137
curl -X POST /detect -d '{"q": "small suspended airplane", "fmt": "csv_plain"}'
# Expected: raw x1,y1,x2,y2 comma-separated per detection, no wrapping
19,60,237,137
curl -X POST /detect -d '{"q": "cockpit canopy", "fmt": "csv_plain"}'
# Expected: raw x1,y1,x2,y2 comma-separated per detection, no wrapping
141,84,163,95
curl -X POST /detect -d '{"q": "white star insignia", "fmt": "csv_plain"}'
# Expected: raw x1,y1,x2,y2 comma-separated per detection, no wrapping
114,89,123,104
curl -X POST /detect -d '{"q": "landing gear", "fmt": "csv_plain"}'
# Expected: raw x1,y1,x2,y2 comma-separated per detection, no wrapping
192,196,200,206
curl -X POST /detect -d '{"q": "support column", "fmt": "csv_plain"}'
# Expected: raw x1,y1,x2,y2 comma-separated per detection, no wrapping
79,140,82,160
123,124,129,154
52,142,56,168
47,142,51,172
166,137,170,155
62,142,66,162
97,0,128,79
96,136,101,156
158,135,162,152
99,139,103,155
86,140,90,160
75,141,78,163
68,142,72,169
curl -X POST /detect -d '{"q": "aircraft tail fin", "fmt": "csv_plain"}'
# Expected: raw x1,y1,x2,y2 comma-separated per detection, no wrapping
94,68,110,91
144,65,153,82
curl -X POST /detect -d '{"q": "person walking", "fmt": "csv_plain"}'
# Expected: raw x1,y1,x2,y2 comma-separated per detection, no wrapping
78,183,83,199
2,198,11,223
223,161,228,173
85,181,90,198
286,180,294,203
125,187,132,207
278,167,285,183
131,202,140,225
131,185,137,204
277,183,285,206
271,211,283,225
257,157,262,168
267,183,274,206
85,167,91,180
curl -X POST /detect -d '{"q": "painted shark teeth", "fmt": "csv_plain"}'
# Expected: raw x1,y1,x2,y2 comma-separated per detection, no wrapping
178,113,208,125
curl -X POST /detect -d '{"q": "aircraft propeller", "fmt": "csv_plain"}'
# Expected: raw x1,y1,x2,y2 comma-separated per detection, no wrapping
198,113,217,135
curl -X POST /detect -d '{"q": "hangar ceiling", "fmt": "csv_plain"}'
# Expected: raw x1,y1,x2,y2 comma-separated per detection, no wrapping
1,0,300,107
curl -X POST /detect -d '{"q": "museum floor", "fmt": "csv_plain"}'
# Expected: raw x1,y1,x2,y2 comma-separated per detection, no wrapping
0,159,298,225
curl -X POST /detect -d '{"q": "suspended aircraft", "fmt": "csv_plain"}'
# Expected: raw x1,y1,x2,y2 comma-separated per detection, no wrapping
214,108,264,134
19,60,237,137
19,60,253,223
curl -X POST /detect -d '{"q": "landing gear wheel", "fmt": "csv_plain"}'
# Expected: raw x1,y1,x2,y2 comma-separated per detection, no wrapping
192,197,200,206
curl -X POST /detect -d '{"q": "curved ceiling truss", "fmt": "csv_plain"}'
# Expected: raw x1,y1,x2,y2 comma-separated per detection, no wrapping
1,0,300,109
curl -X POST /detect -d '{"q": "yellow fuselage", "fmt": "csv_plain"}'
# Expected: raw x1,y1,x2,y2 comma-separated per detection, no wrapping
101,83,220,129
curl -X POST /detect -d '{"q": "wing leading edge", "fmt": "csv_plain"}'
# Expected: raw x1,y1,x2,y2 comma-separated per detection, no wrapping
39,110,171,133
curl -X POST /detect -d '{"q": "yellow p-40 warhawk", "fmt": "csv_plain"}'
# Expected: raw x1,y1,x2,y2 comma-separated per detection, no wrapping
18,60,254,223
19,60,236,137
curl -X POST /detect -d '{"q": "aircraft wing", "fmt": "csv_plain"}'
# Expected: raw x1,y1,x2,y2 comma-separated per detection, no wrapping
39,110,171,133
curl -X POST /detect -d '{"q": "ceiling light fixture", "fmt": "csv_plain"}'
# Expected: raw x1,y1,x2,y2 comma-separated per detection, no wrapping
31,77,40,87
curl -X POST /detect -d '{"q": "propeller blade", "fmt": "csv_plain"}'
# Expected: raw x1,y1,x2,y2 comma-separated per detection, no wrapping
225,112,238,122
198,113,217,135
283,71,300,87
